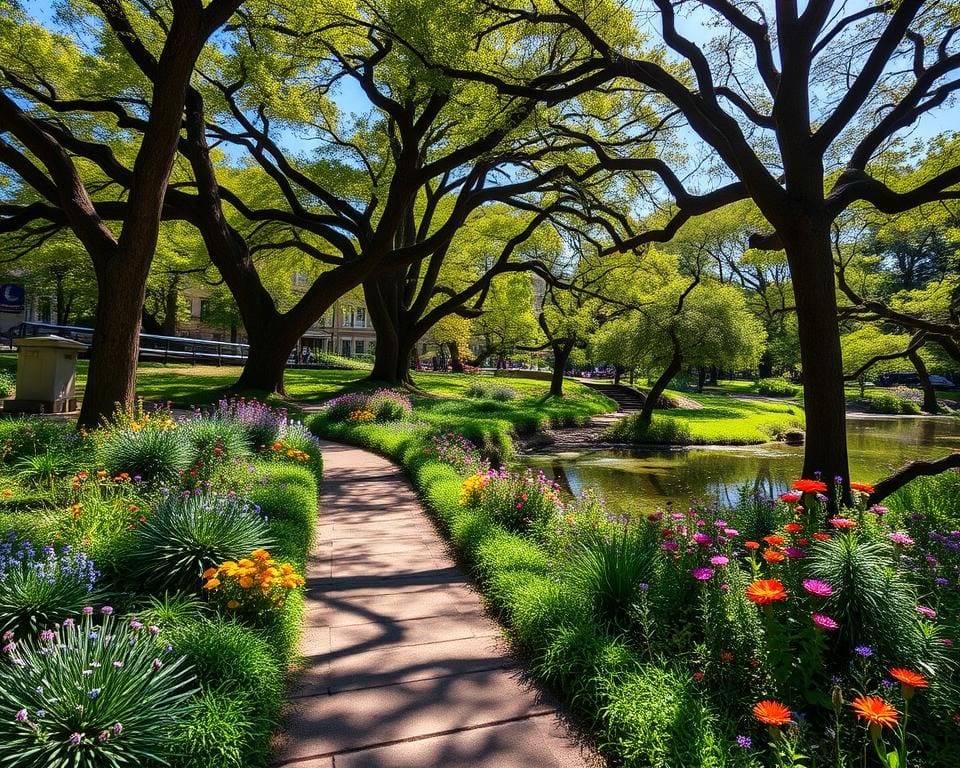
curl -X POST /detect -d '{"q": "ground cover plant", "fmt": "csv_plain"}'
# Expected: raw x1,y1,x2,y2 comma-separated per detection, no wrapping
310,396,960,768
0,402,321,768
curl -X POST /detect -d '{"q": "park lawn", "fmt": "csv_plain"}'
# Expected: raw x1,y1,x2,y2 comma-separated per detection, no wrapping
609,391,804,445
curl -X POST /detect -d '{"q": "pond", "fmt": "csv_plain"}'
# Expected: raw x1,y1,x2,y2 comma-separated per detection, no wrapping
520,415,960,514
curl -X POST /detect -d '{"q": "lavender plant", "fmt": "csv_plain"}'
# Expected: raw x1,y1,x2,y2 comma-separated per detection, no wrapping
427,433,490,475
0,534,103,638
0,608,197,767
205,398,288,449
324,389,412,422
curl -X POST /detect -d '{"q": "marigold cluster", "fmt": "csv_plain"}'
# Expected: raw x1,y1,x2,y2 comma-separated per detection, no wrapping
204,549,304,609
271,441,311,462
346,409,376,424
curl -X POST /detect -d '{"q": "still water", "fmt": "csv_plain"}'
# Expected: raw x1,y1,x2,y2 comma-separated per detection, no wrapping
521,416,960,514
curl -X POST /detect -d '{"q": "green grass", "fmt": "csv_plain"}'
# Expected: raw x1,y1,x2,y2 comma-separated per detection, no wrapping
610,392,804,445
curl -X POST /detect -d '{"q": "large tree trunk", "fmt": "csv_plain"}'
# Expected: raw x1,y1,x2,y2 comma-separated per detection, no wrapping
550,341,573,396
637,345,682,424
233,319,302,394
697,367,706,393
908,349,938,414
785,228,851,501
449,341,464,373
78,260,149,428
364,270,416,386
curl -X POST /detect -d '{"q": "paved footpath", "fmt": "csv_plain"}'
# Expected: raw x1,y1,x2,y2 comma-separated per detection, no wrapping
271,440,595,768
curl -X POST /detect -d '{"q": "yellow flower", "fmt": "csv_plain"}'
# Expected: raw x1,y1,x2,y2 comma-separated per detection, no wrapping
203,578,221,590
281,564,294,576
238,559,255,568
238,576,254,589
251,549,270,561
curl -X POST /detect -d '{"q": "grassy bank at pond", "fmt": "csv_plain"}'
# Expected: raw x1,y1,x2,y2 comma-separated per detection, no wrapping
607,392,804,445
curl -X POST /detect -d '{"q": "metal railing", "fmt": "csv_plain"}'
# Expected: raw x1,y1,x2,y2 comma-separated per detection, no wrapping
15,322,249,366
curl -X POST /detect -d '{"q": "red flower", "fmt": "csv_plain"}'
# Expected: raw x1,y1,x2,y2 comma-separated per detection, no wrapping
850,482,875,494
812,532,831,541
784,523,803,533
753,700,792,726
763,535,785,546
792,479,828,493
744,541,760,550
779,492,802,503
746,579,788,605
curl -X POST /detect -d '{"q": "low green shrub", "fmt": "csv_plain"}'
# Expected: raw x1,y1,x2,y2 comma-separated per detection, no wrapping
0,537,104,638
181,419,251,468
0,610,198,768
863,390,922,414
886,470,960,529
14,452,73,492
97,427,193,482
130,493,274,593
606,413,692,444
0,370,14,398
173,688,273,768
756,377,799,397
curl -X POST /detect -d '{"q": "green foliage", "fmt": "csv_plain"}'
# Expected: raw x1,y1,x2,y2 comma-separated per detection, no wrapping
172,689,272,768
0,611,198,768
601,665,728,768
14,452,72,491
607,414,692,444
164,617,284,768
131,494,274,594
565,525,659,632
181,419,251,467
756,377,799,397
886,471,960,529
137,592,207,628
0,370,14,398
97,428,192,482
807,533,927,663
862,390,922,414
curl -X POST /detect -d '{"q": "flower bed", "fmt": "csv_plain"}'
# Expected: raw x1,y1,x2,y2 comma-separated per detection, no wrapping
0,400,322,767
308,408,960,768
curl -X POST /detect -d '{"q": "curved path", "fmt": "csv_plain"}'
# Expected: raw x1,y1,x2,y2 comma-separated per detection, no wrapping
271,440,594,768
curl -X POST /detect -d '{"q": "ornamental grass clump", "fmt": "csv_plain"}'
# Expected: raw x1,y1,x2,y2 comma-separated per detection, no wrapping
323,389,412,422
203,548,305,625
0,534,103,638
0,608,197,768
97,427,192,484
131,492,274,594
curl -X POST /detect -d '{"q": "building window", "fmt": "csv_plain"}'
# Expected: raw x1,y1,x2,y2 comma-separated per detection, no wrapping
292,272,309,287
38,297,52,324
343,310,354,328
355,340,364,355
341,339,351,358
355,308,366,328
199,299,211,321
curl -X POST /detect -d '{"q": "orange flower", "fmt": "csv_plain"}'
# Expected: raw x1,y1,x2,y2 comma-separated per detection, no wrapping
203,578,221,590
744,541,760,550
763,535,785,546
746,579,788,605
753,700,792,726
720,651,734,662
202,567,218,579
850,482,875,494
227,599,240,610
792,479,828,493
763,549,785,564
812,532,831,541
851,696,899,729
784,523,803,533
889,668,928,698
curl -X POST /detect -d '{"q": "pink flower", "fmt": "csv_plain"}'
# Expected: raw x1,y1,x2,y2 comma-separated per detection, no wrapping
802,579,833,598
662,540,679,551
691,567,714,581
811,613,839,631
916,605,937,619
723,528,739,537
710,555,729,566
693,533,712,545
784,547,806,559
888,532,914,546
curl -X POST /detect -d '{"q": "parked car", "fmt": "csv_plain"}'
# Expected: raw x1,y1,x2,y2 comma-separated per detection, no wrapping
875,372,955,389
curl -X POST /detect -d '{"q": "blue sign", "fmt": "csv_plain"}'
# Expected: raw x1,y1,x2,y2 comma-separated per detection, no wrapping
0,284,24,314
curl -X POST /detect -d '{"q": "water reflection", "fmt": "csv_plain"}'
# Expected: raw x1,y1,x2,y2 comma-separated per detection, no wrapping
521,416,960,514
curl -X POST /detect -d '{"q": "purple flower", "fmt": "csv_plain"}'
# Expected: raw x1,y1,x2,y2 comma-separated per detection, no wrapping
113,722,123,736
854,645,873,658
784,546,806,559
88,688,101,699
693,532,712,545
916,605,937,619
691,567,714,581
869,505,888,516
153,658,163,670
15,709,27,723
661,540,679,551
888,532,915,546
69,733,83,746
736,735,752,749
101,606,113,615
